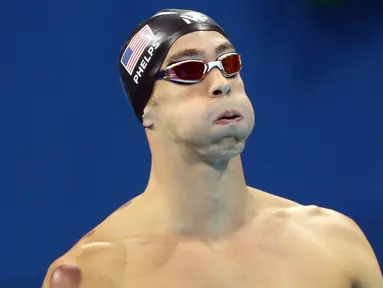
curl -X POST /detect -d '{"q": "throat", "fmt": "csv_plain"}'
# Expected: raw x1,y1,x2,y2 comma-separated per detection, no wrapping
142,156,253,239
145,190,253,240
139,138,254,239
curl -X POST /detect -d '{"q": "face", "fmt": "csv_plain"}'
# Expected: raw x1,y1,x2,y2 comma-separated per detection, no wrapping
147,31,255,161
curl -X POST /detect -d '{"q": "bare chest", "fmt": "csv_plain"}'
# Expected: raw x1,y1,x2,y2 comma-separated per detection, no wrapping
120,230,349,288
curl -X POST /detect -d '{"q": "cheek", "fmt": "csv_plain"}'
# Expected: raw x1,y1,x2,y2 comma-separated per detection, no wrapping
234,79,255,117
241,98,255,130
243,97,255,117
163,101,211,140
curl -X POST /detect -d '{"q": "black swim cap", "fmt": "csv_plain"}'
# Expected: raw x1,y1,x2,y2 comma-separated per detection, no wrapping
118,9,228,122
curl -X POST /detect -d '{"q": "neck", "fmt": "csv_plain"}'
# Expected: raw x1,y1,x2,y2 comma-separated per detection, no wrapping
141,141,254,240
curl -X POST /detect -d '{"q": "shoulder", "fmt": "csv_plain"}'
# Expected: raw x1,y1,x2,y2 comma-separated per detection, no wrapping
249,187,373,246
265,202,382,285
298,205,372,247
281,203,373,252
41,198,144,287
299,206,382,285
249,187,382,284
42,232,127,288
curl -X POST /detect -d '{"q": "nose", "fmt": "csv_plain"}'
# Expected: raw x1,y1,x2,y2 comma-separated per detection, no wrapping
207,69,232,97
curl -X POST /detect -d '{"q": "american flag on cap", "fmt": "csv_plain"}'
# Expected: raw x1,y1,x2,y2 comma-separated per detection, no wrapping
121,25,154,75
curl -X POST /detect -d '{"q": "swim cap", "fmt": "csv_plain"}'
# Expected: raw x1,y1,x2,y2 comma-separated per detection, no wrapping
118,9,229,122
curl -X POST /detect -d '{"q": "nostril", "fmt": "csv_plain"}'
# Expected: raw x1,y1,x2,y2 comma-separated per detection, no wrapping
211,84,231,97
212,88,230,96
213,89,222,96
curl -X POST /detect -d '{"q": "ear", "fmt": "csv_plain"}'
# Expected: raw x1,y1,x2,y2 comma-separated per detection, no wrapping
142,105,154,129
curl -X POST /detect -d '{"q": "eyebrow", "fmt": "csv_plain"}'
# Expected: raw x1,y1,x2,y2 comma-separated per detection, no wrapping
164,42,236,66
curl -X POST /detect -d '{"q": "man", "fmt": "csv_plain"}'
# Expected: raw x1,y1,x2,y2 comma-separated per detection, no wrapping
42,9,382,288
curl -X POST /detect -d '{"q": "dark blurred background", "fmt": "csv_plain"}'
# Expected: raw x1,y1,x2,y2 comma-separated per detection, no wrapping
1,0,382,286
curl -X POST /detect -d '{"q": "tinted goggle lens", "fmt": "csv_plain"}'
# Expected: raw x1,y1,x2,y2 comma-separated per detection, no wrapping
172,61,206,81
221,54,242,75
169,53,242,82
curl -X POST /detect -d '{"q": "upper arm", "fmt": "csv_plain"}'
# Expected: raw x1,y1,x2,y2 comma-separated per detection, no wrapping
42,241,127,288
345,218,382,287
42,260,81,288
325,212,382,287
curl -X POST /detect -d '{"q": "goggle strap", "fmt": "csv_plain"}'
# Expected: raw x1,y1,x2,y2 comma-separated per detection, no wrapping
156,70,166,80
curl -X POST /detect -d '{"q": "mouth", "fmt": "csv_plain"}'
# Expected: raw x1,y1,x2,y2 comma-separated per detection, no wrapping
214,110,243,125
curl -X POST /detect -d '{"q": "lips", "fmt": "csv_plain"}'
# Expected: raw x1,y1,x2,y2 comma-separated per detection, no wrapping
214,110,243,124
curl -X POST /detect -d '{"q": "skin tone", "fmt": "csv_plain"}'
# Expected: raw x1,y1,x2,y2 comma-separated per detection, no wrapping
42,31,382,288
138,30,256,240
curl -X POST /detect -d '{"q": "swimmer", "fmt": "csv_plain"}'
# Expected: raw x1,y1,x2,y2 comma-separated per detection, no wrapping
42,9,382,288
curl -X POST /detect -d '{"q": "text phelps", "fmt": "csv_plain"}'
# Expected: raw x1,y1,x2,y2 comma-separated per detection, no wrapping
133,40,160,84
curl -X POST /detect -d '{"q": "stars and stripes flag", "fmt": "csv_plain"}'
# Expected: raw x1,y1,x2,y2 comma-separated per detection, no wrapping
120,25,154,75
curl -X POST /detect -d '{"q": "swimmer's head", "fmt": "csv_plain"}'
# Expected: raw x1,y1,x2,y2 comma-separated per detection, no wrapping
119,9,255,161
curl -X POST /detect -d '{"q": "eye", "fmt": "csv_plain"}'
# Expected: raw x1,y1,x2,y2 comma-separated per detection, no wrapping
166,58,205,68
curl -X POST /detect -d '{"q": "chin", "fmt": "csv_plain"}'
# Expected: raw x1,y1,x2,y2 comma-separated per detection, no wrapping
198,137,246,164
219,138,246,157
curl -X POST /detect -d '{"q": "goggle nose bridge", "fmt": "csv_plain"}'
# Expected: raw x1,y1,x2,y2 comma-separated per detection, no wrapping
205,60,224,74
